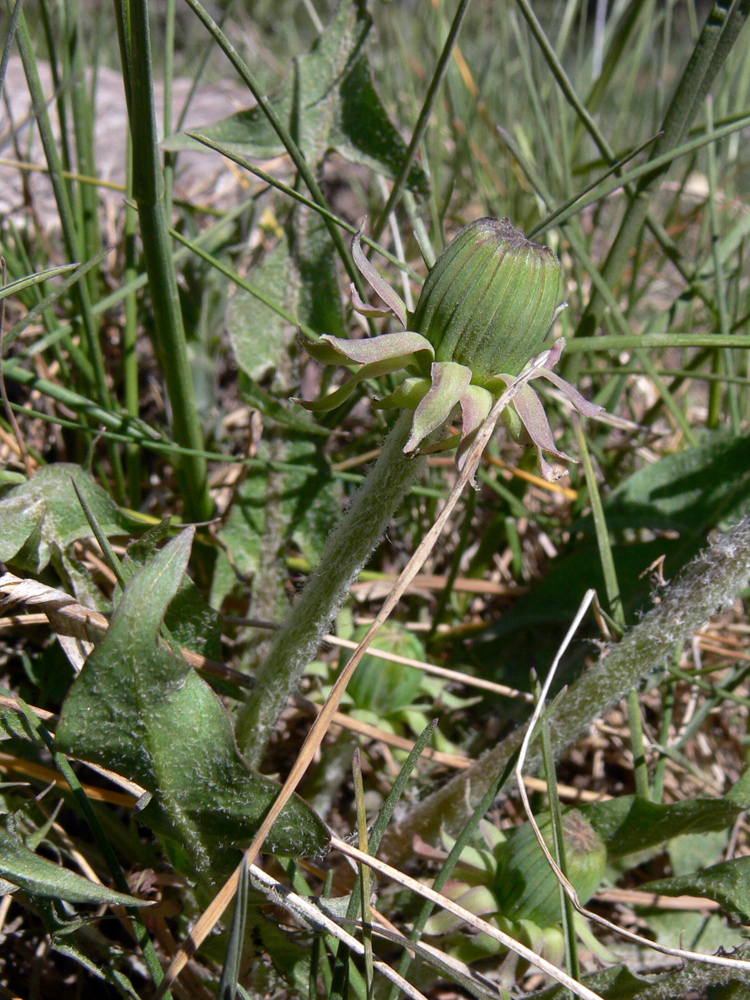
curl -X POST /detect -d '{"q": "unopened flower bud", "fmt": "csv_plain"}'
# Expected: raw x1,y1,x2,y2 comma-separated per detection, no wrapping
494,810,606,927
411,218,562,384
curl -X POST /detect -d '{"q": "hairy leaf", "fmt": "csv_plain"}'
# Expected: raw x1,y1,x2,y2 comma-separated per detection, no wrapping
211,438,339,611
0,825,149,906
589,434,750,536
580,794,742,861
123,520,223,660
228,215,344,383
165,0,428,198
642,856,750,924
0,465,127,575
56,530,329,883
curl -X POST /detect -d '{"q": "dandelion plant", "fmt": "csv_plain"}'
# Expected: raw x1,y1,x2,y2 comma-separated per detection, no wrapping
236,218,604,764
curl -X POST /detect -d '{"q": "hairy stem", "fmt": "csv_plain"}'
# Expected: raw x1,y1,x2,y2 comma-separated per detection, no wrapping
235,412,425,765
380,514,750,867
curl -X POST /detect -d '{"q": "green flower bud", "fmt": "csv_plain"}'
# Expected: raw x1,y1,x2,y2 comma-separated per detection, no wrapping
300,219,605,479
411,218,562,385
493,810,606,927
344,623,425,717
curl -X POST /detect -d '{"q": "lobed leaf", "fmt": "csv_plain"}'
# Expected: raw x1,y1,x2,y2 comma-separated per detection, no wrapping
56,529,329,883
0,465,127,575
164,0,429,197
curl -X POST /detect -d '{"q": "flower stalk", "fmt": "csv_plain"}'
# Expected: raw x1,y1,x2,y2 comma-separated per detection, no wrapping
237,218,605,765
235,411,427,764
378,514,750,868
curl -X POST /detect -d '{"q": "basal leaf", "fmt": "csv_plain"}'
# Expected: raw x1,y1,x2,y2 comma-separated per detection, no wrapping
227,212,344,387
524,964,650,1000
580,794,742,861
469,538,682,644
345,623,425,716
163,0,428,196
123,521,223,660
0,465,126,574
530,954,750,1000
469,434,750,659
0,494,45,565
56,530,329,883
52,941,141,1000
228,237,297,384
240,377,330,437
669,829,728,876
586,433,750,536
641,856,750,923
0,825,148,906
0,704,35,742
331,53,430,198
164,0,368,165
211,438,339,610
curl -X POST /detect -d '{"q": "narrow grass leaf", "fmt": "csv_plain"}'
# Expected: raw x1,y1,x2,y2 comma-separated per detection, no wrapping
7,248,110,353
217,856,249,1000
0,263,78,303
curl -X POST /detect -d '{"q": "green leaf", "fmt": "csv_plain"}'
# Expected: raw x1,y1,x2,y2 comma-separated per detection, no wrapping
210,478,263,611
123,521,223,660
227,215,344,384
470,538,681,643
590,434,750,536
579,794,742,861
725,765,750,809
669,829,728,876
164,0,428,198
470,434,750,657
330,47,430,198
240,377,330,437
200,1,432,397
211,439,339,611
257,916,315,994
52,941,141,1000
56,530,329,883
0,465,128,575
0,704,35,742
526,954,750,1000
643,908,747,958
0,496,45,566
641,856,750,924
345,623,425,716
0,825,148,906
0,471,28,487
524,964,653,1000
0,263,79,303
227,237,297,384
217,857,249,1000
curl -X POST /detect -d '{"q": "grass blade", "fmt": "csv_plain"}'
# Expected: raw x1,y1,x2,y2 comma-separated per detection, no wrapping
113,0,212,521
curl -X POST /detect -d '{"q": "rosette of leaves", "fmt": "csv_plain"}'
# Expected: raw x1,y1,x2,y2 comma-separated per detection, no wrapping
299,219,604,480
309,622,471,753
423,812,609,980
